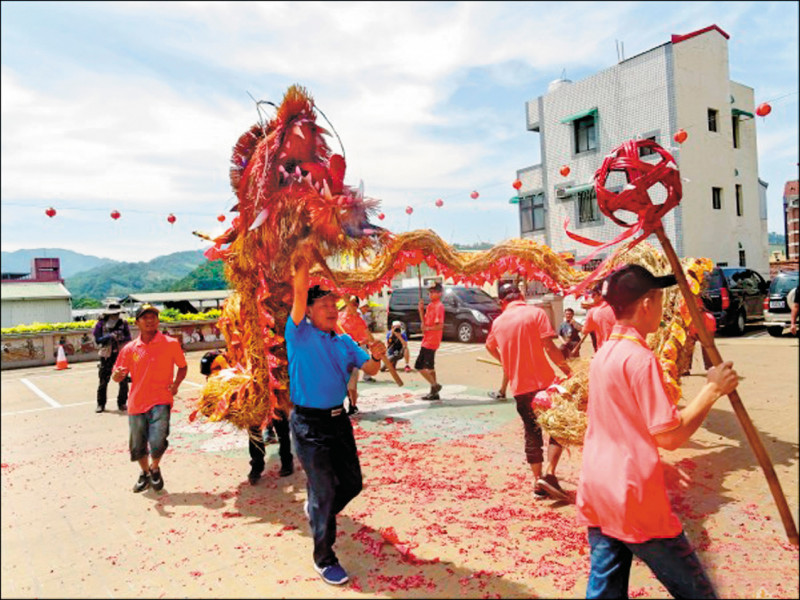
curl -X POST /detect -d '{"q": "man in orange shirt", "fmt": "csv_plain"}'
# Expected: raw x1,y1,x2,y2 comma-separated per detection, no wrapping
577,265,738,598
112,304,187,493
337,295,375,412
485,283,572,500
416,282,445,400
582,288,617,351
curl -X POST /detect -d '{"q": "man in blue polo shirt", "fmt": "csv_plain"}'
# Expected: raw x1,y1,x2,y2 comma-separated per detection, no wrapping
287,248,386,586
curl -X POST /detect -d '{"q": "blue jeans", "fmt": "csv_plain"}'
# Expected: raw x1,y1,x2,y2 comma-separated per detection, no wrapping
586,527,717,599
291,407,362,568
129,404,171,462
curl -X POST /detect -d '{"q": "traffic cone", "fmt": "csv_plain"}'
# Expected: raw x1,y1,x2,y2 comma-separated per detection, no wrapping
55,344,70,370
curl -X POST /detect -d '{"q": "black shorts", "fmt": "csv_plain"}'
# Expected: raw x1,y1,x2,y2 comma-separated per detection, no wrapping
414,347,437,370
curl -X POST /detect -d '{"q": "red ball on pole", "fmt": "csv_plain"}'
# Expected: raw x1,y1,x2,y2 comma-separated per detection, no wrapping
756,102,772,117
405,206,413,215
167,213,176,224
512,179,522,190
377,213,385,220
559,165,570,177
45,207,57,218
217,214,226,222
110,210,121,220
470,191,479,199
435,199,444,207
673,129,688,144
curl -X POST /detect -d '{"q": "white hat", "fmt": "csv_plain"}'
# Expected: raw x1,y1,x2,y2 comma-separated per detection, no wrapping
391,321,403,329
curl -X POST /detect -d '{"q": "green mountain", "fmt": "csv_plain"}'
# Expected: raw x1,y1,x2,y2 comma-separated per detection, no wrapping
169,260,229,291
1,248,117,278
65,250,206,300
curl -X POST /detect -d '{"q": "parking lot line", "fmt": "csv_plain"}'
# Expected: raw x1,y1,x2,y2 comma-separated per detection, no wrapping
19,378,61,409
2,400,94,418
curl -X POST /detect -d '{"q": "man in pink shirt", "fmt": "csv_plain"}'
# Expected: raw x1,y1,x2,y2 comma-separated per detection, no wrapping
582,295,617,351
112,304,187,493
416,281,445,400
485,283,572,500
577,265,738,598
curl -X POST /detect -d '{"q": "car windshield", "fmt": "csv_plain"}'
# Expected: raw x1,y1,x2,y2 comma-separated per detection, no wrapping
454,288,497,306
770,274,798,295
706,269,725,290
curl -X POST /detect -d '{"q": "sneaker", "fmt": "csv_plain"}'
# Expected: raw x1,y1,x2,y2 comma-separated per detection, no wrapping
421,393,440,401
537,474,570,502
314,562,349,585
248,467,262,486
404,365,412,373
118,403,127,412
95,405,105,413
431,383,442,394
363,375,376,383
533,481,547,498
488,391,506,400
264,433,278,445
150,468,164,491
279,463,294,477
133,471,150,493
347,405,359,416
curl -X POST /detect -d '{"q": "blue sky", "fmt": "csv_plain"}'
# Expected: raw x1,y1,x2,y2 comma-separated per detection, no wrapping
2,1,797,261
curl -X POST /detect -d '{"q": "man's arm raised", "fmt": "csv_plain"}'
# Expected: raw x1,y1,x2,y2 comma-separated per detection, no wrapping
290,244,312,326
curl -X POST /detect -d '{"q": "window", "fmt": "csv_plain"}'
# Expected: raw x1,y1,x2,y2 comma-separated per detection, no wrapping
712,187,722,210
639,136,657,157
736,184,743,216
578,188,600,223
732,116,740,148
708,108,718,132
520,192,545,234
738,244,746,267
574,115,597,154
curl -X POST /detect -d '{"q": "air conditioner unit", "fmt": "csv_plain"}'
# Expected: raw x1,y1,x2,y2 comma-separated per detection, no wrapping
555,187,569,199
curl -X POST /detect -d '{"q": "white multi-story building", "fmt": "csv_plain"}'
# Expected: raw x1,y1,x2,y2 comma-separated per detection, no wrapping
515,25,769,277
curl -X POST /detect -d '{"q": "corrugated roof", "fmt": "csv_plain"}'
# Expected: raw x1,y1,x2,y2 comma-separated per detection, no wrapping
1,282,72,300
122,290,232,303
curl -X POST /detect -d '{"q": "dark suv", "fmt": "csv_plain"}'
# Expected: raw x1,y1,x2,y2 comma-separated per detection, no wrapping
763,271,798,337
702,267,768,336
387,286,501,343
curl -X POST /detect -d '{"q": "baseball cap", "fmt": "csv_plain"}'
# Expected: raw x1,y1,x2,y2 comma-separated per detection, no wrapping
428,281,443,293
135,303,160,320
498,282,523,302
601,264,677,311
307,285,334,306
391,320,403,329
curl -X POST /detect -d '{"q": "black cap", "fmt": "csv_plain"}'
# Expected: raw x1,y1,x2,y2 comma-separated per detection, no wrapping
135,303,160,320
498,282,523,302
602,264,677,311
307,285,334,306
428,281,443,293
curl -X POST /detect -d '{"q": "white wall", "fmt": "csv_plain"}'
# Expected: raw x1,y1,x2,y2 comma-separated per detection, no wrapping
1,299,73,328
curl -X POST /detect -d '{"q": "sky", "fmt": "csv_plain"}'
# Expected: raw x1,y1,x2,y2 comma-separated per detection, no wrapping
1,1,798,262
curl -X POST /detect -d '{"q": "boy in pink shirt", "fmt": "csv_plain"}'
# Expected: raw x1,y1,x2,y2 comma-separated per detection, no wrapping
416,281,445,400
577,265,738,598
582,298,617,350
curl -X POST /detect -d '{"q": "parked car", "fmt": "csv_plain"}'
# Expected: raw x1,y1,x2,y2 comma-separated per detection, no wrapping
763,271,799,337
701,267,768,335
387,286,501,343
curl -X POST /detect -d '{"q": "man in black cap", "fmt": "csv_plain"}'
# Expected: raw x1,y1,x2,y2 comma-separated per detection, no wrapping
576,264,738,598
92,302,131,412
415,281,445,400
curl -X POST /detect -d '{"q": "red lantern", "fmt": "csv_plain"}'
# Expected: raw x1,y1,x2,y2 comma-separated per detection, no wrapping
405,206,413,215
435,199,444,207
110,210,121,220
377,213,385,220
756,102,772,117
45,207,56,218
167,213,176,224
673,129,688,144
217,214,226,222
470,191,479,199
512,179,522,190
559,165,570,177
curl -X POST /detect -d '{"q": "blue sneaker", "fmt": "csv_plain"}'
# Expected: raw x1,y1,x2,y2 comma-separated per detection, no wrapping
314,562,349,585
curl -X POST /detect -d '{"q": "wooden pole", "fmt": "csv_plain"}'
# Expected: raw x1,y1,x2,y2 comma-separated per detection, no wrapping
654,225,798,547
477,357,503,368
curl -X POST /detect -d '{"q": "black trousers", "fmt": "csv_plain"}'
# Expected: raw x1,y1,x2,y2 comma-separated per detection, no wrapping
248,411,292,473
97,354,129,408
